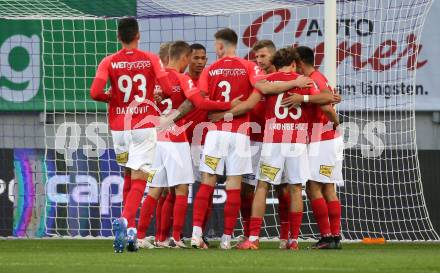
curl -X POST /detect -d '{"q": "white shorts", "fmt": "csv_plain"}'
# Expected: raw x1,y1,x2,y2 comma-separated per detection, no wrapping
190,144,204,182
242,141,262,186
111,128,157,173
200,130,252,176
308,136,344,186
257,142,310,185
149,141,194,188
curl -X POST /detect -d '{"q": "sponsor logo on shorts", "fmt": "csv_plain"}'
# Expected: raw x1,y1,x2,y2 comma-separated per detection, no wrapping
204,155,221,172
319,165,334,178
116,152,128,164
146,170,157,183
259,163,280,181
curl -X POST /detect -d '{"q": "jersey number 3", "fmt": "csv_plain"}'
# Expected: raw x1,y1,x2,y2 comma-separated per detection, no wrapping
218,80,231,102
118,74,147,103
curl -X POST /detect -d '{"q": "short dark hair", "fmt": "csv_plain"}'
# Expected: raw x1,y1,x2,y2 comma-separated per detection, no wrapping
271,47,299,70
190,43,206,53
295,46,315,66
252,40,276,53
118,17,139,44
169,40,191,60
214,28,238,46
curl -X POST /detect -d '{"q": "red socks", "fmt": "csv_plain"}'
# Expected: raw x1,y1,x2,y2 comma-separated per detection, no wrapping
202,191,214,231
289,212,303,240
154,195,166,242
311,197,331,237
122,174,131,206
122,179,146,228
137,195,158,239
159,192,175,241
240,194,254,237
193,184,215,227
172,195,188,241
249,217,263,237
278,192,290,240
327,200,341,236
223,189,241,235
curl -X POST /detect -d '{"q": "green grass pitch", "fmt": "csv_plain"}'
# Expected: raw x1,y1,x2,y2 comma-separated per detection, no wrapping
1,240,439,273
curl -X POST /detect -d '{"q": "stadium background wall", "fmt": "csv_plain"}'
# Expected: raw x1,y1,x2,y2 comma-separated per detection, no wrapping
0,147,438,238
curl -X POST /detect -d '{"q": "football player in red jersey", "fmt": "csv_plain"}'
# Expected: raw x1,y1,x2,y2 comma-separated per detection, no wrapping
135,41,240,249
239,40,292,249
135,42,172,249
184,43,209,178
90,18,173,253
190,28,313,250
282,46,343,249
184,43,215,246
209,47,340,250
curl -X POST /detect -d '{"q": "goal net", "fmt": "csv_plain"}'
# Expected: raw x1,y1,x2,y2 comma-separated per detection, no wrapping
1,0,438,241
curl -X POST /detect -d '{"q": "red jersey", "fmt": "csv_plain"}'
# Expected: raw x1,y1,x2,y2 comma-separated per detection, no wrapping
198,56,264,134
183,72,208,144
249,94,266,142
262,72,318,144
156,68,200,142
309,70,340,142
92,48,167,131
249,71,268,142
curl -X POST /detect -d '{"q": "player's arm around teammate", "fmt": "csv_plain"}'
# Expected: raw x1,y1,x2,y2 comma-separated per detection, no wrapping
237,47,314,250
295,46,343,249
191,28,265,250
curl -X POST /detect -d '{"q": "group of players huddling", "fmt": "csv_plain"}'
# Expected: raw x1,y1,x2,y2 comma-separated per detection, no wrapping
91,17,343,253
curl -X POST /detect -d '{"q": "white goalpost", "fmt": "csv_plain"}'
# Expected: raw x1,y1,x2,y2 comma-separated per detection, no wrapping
0,0,438,241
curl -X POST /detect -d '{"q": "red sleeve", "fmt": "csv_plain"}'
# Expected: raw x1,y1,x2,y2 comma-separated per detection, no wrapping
312,74,330,92
246,61,265,86
146,52,173,96
156,76,173,97
179,72,231,111
90,55,111,102
187,93,231,111
197,67,209,93
309,82,321,95
179,74,199,98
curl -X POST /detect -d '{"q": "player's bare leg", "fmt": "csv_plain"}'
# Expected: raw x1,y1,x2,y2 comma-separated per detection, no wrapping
237,180,269,250
275,184,290,248
306,180,333,249
191,172,217,249
168,184,189,248
240,182,255,241
323,183,342,249
287,184,303,251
